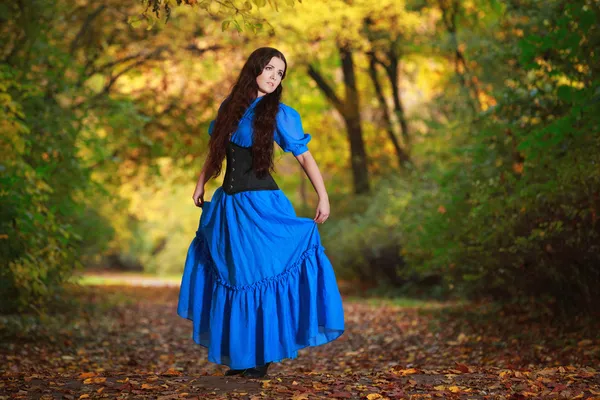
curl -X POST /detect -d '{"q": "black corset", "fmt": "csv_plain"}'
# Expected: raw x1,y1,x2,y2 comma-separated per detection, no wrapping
222,141,279,195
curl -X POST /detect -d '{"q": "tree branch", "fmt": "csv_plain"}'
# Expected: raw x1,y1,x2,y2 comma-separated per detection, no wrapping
69,5,107,55
73,45,169,109
306,64,344,113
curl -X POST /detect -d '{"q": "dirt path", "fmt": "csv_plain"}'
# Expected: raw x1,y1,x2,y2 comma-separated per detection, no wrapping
1,284,599,399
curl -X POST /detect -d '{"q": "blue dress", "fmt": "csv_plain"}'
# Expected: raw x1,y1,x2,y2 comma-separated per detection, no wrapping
177,96,345,369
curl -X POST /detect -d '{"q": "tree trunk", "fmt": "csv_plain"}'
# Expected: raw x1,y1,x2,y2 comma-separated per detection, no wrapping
307,45,370,194
339,45,370,194
383,50,411,147
438,0,482,113
367,51,411,169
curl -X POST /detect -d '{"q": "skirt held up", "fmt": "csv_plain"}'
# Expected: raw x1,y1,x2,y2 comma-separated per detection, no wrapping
177,186,345,369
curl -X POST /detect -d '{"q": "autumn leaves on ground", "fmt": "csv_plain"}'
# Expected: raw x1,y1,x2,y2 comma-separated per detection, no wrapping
1,280,599,400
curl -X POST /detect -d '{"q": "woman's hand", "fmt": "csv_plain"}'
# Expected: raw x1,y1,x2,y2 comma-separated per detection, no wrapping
294,152,331,224
314,197,330,224
192,180,205,208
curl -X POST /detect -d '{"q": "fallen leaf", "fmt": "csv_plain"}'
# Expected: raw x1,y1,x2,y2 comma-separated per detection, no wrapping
291,393,309,400
162,368,182,376
455,362,470,373
330,392,352,399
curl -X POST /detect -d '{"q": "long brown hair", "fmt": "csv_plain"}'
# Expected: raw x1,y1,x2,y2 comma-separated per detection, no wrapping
207,47,287,179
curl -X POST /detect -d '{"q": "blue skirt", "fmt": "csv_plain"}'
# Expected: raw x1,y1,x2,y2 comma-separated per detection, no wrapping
177,186,345,369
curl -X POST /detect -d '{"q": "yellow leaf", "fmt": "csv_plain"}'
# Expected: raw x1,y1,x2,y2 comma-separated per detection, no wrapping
433,385,446,391
292,393,309,400
367,395,383,400
261,379,272,388
395,368,419,375
499,370,511,378
162,368,182,376
449,386,460,393
208,2,220,13
538,367,556,376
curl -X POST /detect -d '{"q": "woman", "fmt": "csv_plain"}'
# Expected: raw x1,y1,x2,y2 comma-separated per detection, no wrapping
177,47,345,379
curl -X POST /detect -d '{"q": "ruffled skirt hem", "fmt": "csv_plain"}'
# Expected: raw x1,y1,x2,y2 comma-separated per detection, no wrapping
177,233,345,369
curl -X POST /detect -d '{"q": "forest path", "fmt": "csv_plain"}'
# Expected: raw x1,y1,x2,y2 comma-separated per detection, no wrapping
1,282,599,399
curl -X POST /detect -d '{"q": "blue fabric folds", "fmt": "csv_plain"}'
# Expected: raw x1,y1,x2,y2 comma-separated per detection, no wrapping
177,187,345,369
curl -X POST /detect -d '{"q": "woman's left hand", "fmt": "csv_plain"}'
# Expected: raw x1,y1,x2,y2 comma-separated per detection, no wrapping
314,198,330,224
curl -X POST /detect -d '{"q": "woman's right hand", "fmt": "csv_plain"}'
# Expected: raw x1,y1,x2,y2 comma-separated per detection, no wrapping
192,180,205,208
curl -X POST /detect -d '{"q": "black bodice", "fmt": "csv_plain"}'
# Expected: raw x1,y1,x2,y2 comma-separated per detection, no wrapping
222,141,279,195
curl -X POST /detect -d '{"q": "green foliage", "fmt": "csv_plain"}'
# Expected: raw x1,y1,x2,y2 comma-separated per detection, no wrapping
326,0,600,311
4,0,599,316
137,0,300,32
0,1,145,314
0,62,88,314
323,177,408,283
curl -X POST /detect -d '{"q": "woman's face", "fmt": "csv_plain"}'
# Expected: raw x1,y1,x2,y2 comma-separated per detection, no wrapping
256,56,285,97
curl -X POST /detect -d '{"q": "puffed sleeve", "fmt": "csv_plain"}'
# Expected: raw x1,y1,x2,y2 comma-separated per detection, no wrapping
274,104,312,156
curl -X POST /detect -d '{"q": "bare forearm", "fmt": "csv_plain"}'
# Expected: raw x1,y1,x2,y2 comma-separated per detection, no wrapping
197,157,216,186
295,151,328,200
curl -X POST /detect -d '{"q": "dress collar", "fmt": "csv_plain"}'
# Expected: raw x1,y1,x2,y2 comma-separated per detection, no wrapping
251,95,266,107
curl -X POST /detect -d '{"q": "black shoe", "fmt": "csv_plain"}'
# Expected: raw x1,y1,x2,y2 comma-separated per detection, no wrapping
242,362,272,378
224,368,246,376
